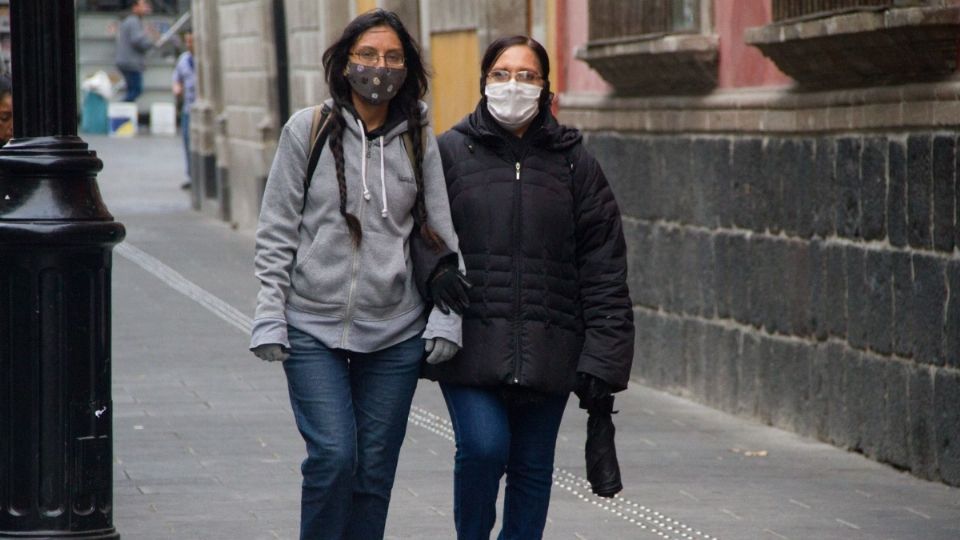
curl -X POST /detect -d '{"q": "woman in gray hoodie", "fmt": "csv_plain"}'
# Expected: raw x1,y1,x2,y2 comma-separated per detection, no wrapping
250,10,468,540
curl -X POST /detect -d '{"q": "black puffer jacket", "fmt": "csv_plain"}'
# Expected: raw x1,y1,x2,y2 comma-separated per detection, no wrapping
422,104,634,395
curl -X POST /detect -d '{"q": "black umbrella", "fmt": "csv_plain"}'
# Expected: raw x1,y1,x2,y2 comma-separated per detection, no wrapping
576,376,623,498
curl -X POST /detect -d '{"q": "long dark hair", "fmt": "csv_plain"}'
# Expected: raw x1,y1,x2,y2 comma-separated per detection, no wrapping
320,9,441,249
480,35,554,112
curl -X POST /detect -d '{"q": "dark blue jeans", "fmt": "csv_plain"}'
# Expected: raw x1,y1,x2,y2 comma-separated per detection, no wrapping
180,109,191,178
284,326,423,540
440,383,569,540
119,68,142,102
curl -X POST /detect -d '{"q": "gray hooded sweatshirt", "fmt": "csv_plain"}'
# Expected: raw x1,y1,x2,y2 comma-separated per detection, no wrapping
115,14,154,72
251,100,462,352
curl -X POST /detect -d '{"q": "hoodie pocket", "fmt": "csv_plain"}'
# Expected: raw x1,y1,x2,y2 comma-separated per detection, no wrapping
290,227,353,307
354,229,409,310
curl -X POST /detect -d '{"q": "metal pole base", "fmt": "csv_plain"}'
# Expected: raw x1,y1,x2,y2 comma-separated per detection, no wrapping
1,136,124,540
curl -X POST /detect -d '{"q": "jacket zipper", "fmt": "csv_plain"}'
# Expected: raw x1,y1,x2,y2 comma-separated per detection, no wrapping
512,161,522,384
340,160,369,348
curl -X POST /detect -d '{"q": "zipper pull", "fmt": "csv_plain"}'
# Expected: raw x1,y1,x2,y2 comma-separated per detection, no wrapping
515,162,521,180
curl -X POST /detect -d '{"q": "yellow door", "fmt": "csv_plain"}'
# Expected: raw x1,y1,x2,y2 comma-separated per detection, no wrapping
356,0,377,15
430,30,480,134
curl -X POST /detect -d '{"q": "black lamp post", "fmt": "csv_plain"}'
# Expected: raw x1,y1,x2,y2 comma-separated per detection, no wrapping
0,2,124,539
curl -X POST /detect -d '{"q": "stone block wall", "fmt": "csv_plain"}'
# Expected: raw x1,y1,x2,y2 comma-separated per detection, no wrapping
284,0,350,112
584,130,960,486
216,0,279,229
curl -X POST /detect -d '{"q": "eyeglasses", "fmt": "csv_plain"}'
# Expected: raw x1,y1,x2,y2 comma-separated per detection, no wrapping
350,48,405,68
486,70,542,84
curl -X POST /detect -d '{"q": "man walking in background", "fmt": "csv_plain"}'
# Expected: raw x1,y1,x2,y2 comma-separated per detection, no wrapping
115,0,157,102
172,31,196,190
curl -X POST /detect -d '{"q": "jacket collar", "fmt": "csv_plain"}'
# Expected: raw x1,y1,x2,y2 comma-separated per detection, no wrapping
453,100,582,153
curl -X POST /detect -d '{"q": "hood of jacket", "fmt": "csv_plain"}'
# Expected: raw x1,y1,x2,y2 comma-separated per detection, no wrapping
451,100,582,155
332,97,429,144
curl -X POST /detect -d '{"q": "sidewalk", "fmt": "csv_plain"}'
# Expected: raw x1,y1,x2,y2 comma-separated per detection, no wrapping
92,134,960,540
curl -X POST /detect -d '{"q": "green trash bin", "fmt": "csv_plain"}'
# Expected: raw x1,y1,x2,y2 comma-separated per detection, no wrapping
80,91,108,134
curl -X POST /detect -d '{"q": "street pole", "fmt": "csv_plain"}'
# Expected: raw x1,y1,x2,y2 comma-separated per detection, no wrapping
0,2,124,539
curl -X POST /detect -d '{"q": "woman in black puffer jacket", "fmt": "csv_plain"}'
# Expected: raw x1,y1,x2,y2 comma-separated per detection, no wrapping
421,35,634,540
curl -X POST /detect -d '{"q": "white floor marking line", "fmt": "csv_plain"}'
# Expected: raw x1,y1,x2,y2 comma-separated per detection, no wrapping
116,242,252,334
120,242,722,540
408,406,721,540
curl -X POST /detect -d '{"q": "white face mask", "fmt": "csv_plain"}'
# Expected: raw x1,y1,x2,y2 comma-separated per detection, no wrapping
484,80,542,130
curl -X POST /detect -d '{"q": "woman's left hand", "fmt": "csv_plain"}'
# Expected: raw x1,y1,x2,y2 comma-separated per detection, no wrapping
424,337,459,364
429,265,472,315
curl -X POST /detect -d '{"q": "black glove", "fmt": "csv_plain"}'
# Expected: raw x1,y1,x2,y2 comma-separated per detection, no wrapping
428,263,471,315
575,373,614,414
576,372,622,497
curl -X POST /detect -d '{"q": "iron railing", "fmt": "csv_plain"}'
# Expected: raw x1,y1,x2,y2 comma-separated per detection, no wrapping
771,0,930,22
589,0,700,41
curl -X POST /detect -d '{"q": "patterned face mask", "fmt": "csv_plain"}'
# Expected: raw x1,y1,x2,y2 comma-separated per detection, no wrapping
345,62,407,105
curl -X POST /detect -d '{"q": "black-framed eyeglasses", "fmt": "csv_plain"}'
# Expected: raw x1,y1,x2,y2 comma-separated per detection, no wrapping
350,48,405,68
486,70,542,84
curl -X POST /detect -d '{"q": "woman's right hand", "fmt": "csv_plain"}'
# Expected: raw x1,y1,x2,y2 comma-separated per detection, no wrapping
252,343,290,362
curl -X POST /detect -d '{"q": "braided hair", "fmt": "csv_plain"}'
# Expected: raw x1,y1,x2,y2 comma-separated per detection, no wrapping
321,9,443,250
325,108,362,245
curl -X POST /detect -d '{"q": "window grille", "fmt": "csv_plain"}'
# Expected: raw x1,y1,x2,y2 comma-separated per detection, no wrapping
771,0,928,22
589,0,699,41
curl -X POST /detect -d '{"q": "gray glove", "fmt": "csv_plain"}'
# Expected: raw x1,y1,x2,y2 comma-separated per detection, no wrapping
424,337,459,364
252,343,289,362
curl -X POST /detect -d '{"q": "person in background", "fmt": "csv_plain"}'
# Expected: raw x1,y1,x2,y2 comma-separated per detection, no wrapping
172,30,196,190
0,75,12,146
423,35,635,540
115,0,157,102
250,9,468,540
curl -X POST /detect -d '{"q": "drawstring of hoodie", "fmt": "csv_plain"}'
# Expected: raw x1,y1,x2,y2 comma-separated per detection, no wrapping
355,117,389,218
379,136,388,217
357,119,372,202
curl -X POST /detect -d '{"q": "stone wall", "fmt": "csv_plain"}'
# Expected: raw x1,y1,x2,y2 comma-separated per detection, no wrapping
284,0,350,112
581,124,960,486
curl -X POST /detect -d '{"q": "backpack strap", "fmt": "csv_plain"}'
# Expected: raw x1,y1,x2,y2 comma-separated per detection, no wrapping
302,104,333,212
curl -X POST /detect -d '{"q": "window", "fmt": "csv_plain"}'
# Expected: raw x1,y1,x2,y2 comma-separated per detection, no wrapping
589,0,700,40
576,0,717,96
748,1,959,89
771,0,925,22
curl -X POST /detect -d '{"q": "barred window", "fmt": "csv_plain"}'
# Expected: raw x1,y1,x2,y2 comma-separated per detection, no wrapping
771,0,928,22
589,0,700,41
749,0,959,88
577,0,717,95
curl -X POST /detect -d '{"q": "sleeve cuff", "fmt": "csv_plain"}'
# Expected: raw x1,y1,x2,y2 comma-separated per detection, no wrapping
250,318,290,350
422,307,462,347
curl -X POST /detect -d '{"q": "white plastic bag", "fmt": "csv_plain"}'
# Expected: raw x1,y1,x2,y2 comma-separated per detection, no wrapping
81,70,114,100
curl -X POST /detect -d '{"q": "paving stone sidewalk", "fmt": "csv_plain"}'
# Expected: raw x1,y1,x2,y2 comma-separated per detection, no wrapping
93,134,960,540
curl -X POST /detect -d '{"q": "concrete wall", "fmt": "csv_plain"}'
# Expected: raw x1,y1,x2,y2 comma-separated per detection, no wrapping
216,0,280,230
285,0,351,112
582,125,960,486
559,1,960,486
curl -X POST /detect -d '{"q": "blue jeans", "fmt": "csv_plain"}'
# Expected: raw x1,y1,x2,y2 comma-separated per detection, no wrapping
180,109,191,178
284,326,423,540
119,69,142,102
440,384,569,540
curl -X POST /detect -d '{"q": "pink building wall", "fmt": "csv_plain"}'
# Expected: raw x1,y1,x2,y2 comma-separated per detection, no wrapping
560,0,612,96
714,0,791,89
559,0,792,96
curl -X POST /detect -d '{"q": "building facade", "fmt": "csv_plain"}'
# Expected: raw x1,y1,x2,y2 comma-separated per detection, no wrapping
189,0,960,486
